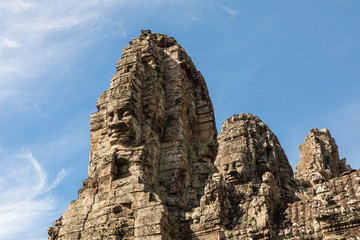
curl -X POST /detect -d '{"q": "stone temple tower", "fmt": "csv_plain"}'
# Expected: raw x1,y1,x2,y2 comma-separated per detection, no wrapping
49,31,360,240
48,30,218,239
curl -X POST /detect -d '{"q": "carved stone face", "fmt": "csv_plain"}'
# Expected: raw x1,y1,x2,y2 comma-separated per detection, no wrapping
106,104,139,146
219,152,255,184
220,152,245,184
311,172,325,185
221,159,244,183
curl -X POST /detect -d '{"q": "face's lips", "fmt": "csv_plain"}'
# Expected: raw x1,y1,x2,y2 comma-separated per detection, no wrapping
108,123,132,146
224,172,241,183
225,176,240,183
109,132,131,140
109,133,133,146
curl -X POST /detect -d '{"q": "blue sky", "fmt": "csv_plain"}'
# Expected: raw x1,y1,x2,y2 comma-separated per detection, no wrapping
0,0,359,239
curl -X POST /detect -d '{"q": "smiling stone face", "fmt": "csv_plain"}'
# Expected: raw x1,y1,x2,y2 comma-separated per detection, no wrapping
220,152,253,184
222,160,244,183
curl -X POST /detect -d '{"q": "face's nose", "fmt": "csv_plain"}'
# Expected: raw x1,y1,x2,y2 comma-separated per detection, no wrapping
228,166,237,174
109,112,130,132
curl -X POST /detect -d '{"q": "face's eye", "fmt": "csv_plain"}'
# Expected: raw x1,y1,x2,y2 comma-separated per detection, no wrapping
117,109,125,118
108,112,114,121
222,164,229,171
123,110,131,117
117,108,132,119
235,162,243,168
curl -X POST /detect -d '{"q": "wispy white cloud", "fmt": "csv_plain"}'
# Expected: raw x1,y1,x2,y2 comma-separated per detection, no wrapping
49,169,68,190
0,37,21,49
0,149,67,239
0,113,88,238
0,0,126,112
221,5,238,16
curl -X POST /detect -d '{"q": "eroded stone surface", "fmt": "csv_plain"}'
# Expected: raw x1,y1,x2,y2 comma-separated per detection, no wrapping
279,169,360,239
183,114,295,239
49,31,360,240
295,128,352,185
215,113,297,203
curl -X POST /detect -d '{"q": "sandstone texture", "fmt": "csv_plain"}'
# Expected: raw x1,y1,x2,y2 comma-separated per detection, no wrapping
49,31,360,240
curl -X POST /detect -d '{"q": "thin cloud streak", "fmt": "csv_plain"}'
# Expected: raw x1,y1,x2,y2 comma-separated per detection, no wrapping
221,5,238,16
0,149,67,239
49,169,68,190
0,0,35,14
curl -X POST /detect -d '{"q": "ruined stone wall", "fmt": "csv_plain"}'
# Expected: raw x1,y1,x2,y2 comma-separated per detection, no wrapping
279,169,360,240
295,128,352,184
